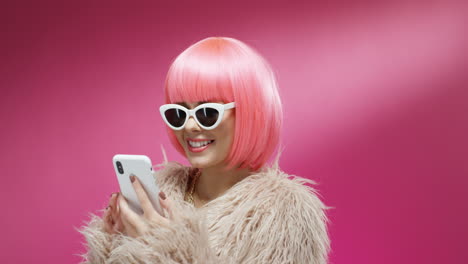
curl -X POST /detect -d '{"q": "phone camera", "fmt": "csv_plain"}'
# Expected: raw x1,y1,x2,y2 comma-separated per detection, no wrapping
116,161,124,174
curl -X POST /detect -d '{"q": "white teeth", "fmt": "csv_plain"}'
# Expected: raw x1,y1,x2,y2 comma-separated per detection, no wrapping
188,140,213,148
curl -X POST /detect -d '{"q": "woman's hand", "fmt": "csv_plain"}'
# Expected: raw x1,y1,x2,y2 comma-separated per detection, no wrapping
103,175,176,238
103,192,123,235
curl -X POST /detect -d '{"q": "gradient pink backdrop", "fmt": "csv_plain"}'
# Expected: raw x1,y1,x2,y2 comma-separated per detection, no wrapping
1,1,467,263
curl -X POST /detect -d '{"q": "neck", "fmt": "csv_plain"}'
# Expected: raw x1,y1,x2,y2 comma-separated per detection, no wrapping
194,163,252,204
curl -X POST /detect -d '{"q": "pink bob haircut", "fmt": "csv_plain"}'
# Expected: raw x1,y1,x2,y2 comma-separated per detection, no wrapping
163,37,283,171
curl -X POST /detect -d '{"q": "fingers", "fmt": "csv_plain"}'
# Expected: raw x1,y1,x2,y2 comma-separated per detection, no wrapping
109,193,120,225
130,175,155,218
113,214,124,234
103,193,123,235
103,206,115,234
117,192,142,235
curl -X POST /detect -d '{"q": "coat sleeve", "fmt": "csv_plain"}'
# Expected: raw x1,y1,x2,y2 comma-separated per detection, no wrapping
77,211,120,263
78,202,218,264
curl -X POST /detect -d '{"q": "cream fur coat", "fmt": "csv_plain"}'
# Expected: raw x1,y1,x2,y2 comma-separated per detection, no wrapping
78,160,331,263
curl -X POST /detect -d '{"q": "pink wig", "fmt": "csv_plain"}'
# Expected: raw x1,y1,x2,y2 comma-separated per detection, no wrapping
163,37,283,171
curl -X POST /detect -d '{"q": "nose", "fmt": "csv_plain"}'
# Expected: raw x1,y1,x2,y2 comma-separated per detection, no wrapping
185,116,201,132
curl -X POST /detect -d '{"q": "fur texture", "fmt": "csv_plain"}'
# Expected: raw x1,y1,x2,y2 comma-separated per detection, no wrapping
78,161,331,263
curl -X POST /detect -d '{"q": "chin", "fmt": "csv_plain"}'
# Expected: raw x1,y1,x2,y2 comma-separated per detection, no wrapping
187,156,212,168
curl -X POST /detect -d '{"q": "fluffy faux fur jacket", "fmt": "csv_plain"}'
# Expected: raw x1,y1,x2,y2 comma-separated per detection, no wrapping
78,160,331,264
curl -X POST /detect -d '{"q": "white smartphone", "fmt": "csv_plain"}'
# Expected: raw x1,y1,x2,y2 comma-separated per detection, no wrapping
112,154,163,215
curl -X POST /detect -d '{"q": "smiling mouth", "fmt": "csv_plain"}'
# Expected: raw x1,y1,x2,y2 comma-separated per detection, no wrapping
187,140,215,148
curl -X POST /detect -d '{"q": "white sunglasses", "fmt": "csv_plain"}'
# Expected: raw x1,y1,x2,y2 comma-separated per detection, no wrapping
159,102,235,130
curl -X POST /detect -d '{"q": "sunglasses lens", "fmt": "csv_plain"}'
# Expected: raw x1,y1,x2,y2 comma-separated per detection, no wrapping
164,108,186,128
196,107,219,127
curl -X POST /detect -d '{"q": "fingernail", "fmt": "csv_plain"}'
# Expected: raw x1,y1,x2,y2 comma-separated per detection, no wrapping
110,192,117,198
130,175,135,183
159,191,166,200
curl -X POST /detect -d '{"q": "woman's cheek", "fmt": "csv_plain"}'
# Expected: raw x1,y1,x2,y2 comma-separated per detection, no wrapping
175,134,186,151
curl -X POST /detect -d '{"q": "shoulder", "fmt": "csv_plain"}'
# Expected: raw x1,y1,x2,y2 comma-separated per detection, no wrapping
241,165,329,213
236,165,331,263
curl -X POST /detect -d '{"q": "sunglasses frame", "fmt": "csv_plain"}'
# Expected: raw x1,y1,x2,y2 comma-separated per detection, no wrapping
159,102,236,130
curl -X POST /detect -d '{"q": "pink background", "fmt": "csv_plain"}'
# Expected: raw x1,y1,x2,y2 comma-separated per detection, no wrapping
1,1,467,263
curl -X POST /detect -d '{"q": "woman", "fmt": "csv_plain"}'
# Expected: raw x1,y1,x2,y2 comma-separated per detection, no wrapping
79,37,331,263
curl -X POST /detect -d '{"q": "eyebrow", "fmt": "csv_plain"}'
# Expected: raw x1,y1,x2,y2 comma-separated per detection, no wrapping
175,101,209,108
